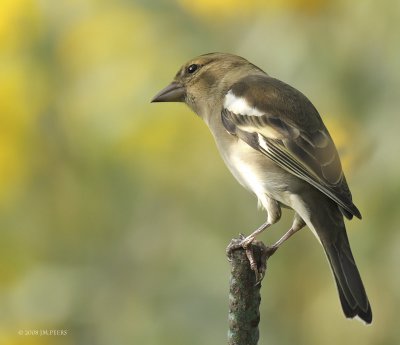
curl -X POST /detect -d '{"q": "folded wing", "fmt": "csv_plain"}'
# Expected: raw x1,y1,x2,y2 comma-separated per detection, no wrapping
221,74,361,219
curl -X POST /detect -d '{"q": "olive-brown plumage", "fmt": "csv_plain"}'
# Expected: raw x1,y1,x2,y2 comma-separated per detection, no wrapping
152,53,372,323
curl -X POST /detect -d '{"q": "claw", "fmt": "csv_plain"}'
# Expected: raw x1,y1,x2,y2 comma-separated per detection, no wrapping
227,216,304,283
227,236,277,284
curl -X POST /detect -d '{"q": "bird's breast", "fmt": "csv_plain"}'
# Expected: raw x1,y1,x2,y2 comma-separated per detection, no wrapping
213,129,287,202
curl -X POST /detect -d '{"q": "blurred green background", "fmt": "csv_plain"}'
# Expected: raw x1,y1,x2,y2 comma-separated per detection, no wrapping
1,0,399,344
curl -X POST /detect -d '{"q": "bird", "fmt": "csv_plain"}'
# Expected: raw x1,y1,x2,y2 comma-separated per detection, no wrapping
151,52,372,324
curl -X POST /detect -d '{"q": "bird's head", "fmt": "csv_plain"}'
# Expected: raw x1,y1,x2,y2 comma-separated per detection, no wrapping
151,53,262,115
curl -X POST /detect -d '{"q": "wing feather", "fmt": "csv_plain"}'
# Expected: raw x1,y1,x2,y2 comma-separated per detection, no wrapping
221,75,361,219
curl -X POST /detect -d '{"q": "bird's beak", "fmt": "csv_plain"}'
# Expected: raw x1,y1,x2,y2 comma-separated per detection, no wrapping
151,82,185,103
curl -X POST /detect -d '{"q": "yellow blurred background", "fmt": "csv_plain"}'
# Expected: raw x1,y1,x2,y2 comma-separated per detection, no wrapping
1,0,399,344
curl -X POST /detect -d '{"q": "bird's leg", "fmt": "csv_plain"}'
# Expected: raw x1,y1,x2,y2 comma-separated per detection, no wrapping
241,221,272,249
238,198,282,249
226,221,272,282
227,199,282,281
227,213,306,282
226,220,270,263
252,214,305,280
226,220,271,254
268,214,306,256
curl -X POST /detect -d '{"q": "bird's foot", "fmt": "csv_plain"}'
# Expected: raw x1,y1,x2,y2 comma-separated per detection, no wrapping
227,234,277,284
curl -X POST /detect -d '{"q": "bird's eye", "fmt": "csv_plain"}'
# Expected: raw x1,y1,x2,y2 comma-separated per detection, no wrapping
187,64,199,74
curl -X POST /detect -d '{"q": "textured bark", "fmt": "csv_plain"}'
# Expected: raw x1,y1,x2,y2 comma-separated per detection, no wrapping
227,239,272,345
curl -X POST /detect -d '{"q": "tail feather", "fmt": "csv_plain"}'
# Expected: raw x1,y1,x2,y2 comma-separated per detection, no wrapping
333,267,372,323
322,231,372,324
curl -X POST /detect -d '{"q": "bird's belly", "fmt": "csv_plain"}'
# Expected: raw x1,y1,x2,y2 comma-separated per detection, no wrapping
210,128,315,234
217,138,289,204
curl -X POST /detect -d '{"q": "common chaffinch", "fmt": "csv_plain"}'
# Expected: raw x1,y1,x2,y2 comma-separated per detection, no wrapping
152,53,372,324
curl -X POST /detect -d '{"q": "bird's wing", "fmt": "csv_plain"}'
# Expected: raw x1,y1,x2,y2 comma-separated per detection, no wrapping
221,74,361,219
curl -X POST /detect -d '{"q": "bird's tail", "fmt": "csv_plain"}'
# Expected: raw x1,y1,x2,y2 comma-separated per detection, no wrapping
320,226,372,324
